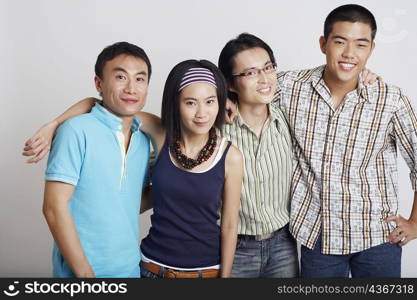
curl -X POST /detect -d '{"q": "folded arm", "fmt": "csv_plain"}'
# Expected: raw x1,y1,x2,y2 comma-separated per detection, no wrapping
385,92,417,246
386,193,417,246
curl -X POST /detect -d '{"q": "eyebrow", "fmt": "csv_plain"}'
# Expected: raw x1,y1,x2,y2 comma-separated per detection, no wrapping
112,67,148,76
332,35,371,43
183,95,217,101
241,60,272,72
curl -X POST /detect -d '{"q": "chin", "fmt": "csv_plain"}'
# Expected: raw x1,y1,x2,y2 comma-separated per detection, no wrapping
125,106,143,114
257,97,273,105
188,126,210,136
116,110,139,117
195,128,211,135
337,69,360,80
338,75,358,85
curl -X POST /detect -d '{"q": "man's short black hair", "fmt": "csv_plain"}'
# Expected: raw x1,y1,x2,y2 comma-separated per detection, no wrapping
95,41,152,80
161,59,227,145
324,4,377,40
218,33,276,103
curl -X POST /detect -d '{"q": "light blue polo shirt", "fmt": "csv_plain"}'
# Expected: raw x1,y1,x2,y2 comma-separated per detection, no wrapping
45,103,150,278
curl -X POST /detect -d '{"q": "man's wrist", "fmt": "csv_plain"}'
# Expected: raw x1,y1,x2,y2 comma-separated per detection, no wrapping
51,119,60,128
75,268,95,278
73,261,95,278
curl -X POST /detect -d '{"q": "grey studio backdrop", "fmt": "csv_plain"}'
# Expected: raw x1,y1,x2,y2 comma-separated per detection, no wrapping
1,0,417,277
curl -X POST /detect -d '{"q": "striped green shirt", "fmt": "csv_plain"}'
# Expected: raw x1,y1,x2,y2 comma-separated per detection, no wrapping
221,103,293,235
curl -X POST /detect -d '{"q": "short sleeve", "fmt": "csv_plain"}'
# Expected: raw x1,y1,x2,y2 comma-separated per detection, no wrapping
45,121,85,186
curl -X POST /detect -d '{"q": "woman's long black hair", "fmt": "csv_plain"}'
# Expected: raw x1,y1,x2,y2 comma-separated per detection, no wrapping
161,59,227,145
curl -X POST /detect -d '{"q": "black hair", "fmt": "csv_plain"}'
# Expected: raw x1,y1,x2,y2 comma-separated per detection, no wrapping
95,41,152,80
324,4,377,40
161,59,227,145
218,33,276,103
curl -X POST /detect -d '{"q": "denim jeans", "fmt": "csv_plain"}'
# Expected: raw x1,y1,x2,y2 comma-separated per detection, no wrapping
231,224,299,278
140,265,162,278
301,233,402,278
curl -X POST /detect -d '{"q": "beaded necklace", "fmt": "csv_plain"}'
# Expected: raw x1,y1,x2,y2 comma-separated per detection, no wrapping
170,128,217,170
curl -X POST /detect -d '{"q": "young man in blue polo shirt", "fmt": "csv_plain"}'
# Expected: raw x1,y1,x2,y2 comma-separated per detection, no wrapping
42,42,151,278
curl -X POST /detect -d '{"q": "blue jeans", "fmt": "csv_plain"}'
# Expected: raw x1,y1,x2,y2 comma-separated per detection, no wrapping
301,233,402,278
140,265,161,278
231,224,299,278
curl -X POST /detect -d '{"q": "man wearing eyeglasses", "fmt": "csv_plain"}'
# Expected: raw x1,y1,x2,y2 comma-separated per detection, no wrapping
218,33,298,277
225,4,417,278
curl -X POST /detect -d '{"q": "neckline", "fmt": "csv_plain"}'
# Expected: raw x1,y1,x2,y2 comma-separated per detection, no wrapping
167,137,226,174
91,103,140,132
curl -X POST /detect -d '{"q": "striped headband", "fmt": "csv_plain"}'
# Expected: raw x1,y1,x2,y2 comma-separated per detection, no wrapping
178,67,217,92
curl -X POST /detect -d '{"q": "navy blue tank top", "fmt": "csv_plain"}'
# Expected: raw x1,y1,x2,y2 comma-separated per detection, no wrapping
141,140,232,268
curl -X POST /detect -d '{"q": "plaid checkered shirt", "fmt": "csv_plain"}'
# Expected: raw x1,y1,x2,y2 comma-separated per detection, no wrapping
275,65,417,254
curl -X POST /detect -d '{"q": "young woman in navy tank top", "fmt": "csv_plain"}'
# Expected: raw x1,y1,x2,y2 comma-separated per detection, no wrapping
138,60,243,278
25,59,244,278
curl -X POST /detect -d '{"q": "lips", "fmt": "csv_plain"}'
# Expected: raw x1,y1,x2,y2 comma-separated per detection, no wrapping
120,98,139,104
194,121,209,127
257,86,272,95
338,62,356,71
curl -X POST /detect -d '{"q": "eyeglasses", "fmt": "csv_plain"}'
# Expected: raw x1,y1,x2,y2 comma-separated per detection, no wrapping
232,63,277,79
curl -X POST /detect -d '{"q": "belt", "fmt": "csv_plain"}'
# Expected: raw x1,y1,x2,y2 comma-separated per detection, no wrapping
140,261,219,278
237,231,275,241
238,225,288,241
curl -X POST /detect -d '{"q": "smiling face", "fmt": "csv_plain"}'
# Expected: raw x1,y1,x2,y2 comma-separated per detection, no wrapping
94,54,149,118
179,82,219,136
320,21,375,89
230,47,277,105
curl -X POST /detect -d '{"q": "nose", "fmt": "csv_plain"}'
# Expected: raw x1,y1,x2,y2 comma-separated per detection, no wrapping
257,69,268,83
342,42,354,59
124,79,136,94
195,103,207,118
